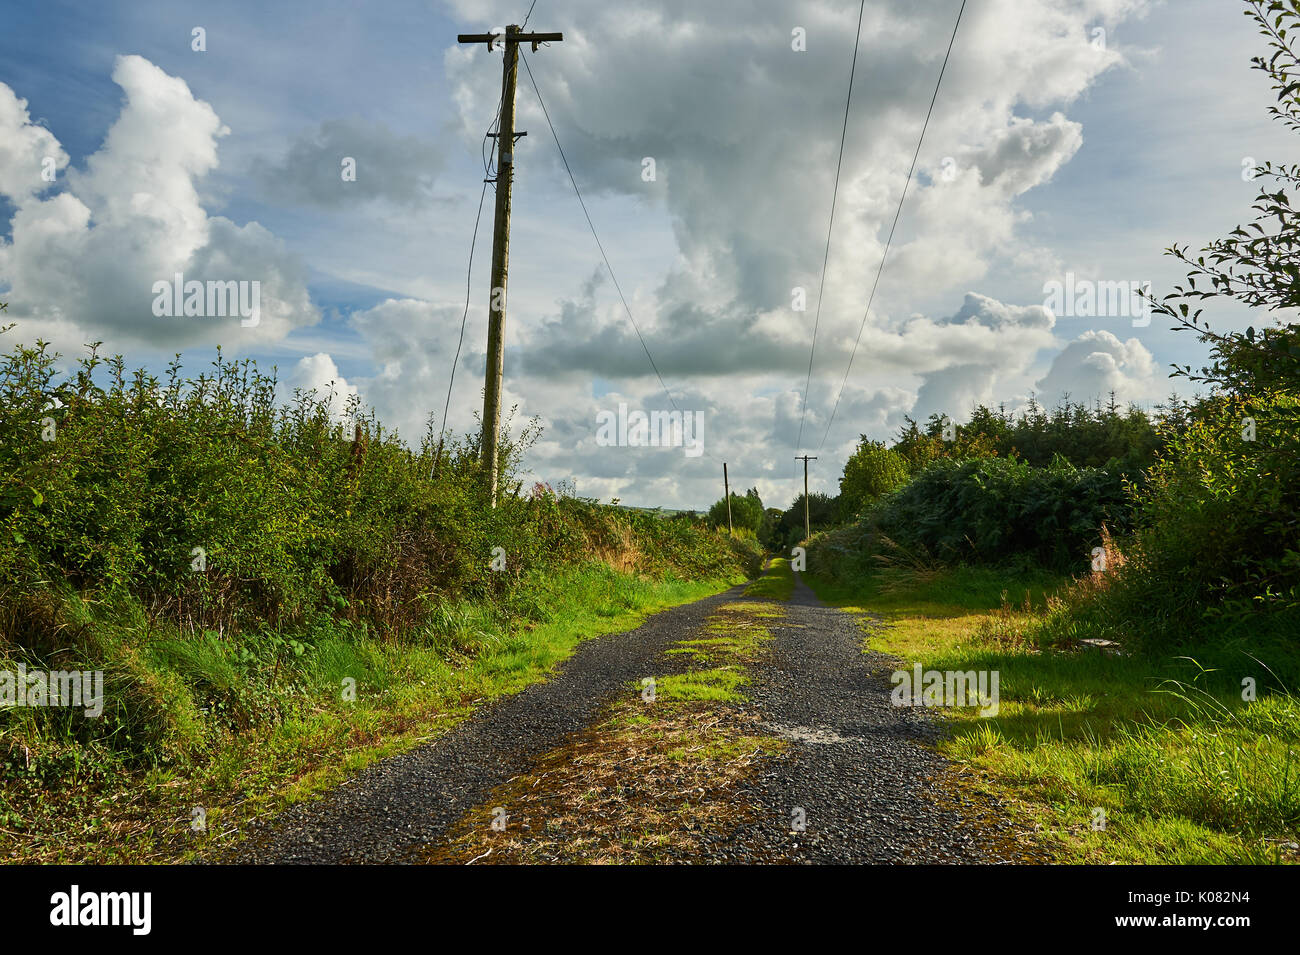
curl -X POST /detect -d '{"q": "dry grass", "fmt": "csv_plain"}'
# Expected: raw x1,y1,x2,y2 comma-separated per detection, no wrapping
420,593,789,864
586,523,642,575
420,705,784,864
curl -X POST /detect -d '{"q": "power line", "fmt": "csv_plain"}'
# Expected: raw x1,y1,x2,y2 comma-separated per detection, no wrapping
435,177,490,465
795,0,866,457
817,0,967,452
482,100,502,179
521,0,539,30
442,46,515,462
520,50,685,418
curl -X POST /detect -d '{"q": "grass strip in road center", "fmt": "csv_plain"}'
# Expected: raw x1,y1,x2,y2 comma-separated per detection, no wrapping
417,593,789,863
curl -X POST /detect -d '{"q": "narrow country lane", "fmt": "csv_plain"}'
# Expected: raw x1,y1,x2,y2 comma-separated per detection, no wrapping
218,564,1037,864
693,569,1037,863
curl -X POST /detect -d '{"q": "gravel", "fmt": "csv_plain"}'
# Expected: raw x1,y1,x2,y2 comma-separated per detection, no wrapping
691,571,1037,863
217,571,1037,864
216,586,741,864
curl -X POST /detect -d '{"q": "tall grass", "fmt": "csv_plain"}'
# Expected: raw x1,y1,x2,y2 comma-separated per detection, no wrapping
806,556,1300,863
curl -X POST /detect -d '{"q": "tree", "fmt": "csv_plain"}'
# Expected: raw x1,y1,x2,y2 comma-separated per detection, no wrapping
891,412,999,473
707,487,763,534
758,506,783,549
774,492,837,550
838,437,909,520
1123,0,1300,622
1153,2,1300,401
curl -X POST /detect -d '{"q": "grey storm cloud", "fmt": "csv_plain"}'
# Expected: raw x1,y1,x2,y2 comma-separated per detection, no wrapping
253,117,444,208
518,273,797,379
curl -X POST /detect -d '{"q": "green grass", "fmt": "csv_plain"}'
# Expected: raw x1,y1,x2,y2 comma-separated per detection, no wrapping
651,573,785,705
743,557,795,601
654,668,749,703
806,563,1300,865
0,561,745,863
809,564,1062,659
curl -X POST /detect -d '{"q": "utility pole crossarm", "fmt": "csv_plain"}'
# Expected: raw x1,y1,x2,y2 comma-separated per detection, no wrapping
458,31,563,49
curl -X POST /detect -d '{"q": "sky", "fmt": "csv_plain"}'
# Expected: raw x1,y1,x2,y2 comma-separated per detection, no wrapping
0,0,1292,511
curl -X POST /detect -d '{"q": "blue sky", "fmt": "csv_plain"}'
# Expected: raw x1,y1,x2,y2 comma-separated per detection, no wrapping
1,0,1293,509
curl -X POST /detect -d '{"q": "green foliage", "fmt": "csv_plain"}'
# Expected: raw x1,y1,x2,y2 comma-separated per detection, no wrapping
891,413,1000,472
707,487,764,534
837,438,908,520
771,492,837,551
1136,392,1300,617
1042,392,1300,653
891,397,1168,476
1046,0,1300,650
869,457,1131,573
0,341,759,771
757,507,783,551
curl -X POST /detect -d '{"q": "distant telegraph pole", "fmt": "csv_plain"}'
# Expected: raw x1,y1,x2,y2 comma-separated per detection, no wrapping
795,455,817,541
723,462,733,536
458,24,564,504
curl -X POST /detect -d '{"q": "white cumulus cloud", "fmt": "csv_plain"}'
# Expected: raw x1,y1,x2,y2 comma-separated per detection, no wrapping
0,55,317,354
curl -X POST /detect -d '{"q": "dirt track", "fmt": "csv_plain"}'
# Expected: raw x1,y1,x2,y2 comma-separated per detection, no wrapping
218,567,1035,864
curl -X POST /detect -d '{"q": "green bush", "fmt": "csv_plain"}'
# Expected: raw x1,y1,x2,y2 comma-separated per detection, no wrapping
0,340,759,767
838,438,909,520
1134,392,1299,618
869,456,1131,572
0,342,748,636
1044,392,1300,653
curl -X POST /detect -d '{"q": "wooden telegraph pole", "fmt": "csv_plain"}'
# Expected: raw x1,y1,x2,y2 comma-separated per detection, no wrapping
723,462,733,536
458,24,563,504
795,455,817,541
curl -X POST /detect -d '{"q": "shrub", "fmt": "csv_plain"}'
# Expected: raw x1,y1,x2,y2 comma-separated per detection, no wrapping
869,456,1131,573
838,438,908,520
0,341,759,766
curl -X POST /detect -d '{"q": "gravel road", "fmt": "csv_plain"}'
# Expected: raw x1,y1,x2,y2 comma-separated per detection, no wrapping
218,569,1036,864
692,570,1036,863
218,586,742,863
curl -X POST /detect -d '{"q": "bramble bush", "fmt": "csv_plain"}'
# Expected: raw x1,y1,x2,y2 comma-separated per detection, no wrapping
868,456,1131,573
0,337,758,765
